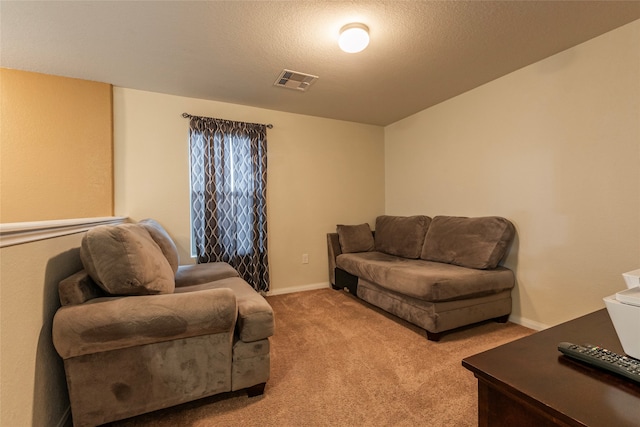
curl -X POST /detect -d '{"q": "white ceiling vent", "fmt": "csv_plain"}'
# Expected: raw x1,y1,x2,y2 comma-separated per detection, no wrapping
274,69,318,92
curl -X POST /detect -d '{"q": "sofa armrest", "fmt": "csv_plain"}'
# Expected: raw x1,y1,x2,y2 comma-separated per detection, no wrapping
53,288,237,359
327,233,342,285
236,292,274,343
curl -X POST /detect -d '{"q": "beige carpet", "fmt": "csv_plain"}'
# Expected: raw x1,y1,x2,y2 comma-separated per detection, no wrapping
111,288,533,426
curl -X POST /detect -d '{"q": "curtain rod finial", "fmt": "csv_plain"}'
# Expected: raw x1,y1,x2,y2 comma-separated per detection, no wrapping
182,112,272,129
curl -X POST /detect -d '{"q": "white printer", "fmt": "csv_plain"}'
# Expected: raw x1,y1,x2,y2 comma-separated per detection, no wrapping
604,268,640,359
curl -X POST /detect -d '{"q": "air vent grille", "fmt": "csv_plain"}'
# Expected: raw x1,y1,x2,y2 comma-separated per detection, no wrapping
274,69,318,91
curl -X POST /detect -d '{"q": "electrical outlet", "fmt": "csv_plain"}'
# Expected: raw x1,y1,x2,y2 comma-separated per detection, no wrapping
302,253,309,264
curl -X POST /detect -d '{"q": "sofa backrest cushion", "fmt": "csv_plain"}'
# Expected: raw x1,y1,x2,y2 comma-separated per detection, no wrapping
80,224,176,296
375,215,431,259
337,223,375,253
420,216,515,269
139,218,180,274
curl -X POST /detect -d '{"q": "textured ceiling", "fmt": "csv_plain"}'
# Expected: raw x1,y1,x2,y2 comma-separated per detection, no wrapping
1,1,639,126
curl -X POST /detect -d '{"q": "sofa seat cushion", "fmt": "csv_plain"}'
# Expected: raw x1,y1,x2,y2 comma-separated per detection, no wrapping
374,215,431,259
336,252,514,302
421,216,515,269
175,276,274,343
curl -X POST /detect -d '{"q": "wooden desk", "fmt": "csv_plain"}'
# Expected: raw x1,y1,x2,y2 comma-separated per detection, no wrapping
462,309,640,427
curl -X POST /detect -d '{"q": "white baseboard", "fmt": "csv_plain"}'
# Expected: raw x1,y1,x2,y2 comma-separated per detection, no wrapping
267,281,331,296
56,406,71,427
508,315,549,331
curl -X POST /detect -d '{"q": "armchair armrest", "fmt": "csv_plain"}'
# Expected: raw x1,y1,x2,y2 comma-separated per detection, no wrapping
174,262,239,288
173,277,273,343
53,288,237,359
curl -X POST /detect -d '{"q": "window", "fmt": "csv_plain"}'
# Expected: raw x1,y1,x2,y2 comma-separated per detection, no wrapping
186,114,269,292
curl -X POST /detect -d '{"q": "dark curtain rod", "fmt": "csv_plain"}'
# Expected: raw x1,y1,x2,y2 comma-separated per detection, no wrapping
182,112,273,129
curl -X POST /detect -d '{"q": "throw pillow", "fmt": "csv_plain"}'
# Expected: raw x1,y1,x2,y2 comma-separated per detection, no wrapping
337,223,375,253
420,216,515,269
374,215,431,259
138,218,180,274
80,223,176,295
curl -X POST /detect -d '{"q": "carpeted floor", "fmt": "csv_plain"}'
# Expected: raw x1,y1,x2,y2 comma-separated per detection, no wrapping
110,288,534,426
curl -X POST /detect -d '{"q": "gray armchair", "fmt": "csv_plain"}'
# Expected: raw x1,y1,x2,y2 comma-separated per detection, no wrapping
52,220,273,426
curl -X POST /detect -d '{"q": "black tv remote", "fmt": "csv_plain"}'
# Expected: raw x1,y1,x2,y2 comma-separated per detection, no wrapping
558,342,640,384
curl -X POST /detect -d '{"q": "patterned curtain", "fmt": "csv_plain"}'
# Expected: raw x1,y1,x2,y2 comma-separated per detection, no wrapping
188,115,269,293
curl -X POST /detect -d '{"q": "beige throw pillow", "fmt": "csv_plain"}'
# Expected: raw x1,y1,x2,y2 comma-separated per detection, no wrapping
337,223,375,253
80,224,176,295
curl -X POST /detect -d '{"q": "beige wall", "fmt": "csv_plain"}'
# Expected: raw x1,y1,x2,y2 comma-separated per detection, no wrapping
0,233,85,427
113,88,385,293
0,70,115,426
0,68,113,222
385,20,640,329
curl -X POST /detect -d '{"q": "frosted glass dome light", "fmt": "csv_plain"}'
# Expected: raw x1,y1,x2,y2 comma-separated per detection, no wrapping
339,23,370,53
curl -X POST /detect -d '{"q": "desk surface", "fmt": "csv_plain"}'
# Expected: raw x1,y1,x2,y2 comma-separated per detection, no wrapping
463,309,640,427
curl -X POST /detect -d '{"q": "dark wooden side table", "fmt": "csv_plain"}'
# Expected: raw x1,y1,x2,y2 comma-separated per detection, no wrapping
462,309,640,427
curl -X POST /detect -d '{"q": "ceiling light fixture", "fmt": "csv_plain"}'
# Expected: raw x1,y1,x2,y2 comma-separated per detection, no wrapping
338,23,369,53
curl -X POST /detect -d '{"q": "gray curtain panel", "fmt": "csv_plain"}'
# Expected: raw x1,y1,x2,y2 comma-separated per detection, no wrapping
188,115,270,293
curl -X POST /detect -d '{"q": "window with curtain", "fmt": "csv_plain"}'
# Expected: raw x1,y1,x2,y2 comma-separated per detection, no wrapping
187,115,269,293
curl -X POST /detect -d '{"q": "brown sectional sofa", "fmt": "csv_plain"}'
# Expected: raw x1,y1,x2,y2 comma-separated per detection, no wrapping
327,215,516,341
52,219,274,427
